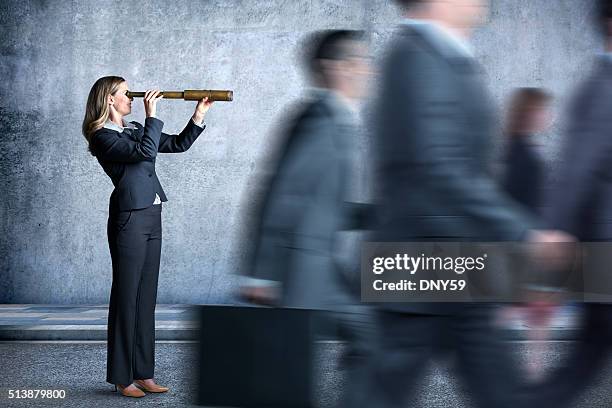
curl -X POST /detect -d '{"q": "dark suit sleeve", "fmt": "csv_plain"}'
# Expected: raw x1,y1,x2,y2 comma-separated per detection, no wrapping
91,117,163,162
262,116,334,232
250,116,335,281
386,43,532,240
545,85,611,234
158,119,205,153
341,202,377,230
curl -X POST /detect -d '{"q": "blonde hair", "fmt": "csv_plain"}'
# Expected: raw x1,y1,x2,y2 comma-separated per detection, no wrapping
82,76,125,152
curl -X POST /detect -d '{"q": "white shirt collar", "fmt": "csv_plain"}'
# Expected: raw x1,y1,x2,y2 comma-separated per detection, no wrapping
402,18,474,59
103,119,136,133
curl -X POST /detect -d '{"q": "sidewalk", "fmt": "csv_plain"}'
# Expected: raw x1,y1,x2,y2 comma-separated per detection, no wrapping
0,304,198,341
0,304,582,341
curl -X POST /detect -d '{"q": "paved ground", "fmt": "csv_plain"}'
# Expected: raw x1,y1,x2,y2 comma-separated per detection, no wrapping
2,304,606,407
0,305,197,340
1,341,612,408
0,304,582,341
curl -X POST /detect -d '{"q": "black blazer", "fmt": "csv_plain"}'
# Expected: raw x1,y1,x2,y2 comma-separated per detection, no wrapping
90,117,205,211
546,58,612,240
503,136,543,214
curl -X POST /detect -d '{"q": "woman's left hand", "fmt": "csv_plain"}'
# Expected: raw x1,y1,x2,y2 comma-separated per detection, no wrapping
192,97,213,125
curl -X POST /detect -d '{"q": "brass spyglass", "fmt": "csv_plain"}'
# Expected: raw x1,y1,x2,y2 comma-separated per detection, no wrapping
126,89,233,102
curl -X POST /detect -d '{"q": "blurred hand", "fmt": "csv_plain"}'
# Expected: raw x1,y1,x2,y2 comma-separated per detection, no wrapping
144,89,163,118
527,229,576,270
192,97,213,125
528,229,574,243
523,288,564,310
241,285,279,306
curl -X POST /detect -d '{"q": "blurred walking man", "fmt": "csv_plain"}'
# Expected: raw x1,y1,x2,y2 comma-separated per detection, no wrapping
367,1,569,407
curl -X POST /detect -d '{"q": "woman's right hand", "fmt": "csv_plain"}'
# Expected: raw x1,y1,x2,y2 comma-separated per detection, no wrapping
144,90,163,118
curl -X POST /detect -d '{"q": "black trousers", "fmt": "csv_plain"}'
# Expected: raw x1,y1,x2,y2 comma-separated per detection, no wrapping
365,306,527,408
106,204,162,385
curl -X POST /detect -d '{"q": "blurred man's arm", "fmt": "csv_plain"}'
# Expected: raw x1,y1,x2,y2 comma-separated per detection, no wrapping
240,277,281,306
262,119,336,232
242,113,336,302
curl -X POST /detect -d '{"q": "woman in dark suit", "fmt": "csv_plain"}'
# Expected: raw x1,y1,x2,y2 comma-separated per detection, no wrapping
503,87,554,381
82,76,212,397
503,87,552,214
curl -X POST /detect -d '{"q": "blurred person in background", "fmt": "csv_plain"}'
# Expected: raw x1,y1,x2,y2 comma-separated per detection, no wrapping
367,1,570,407
503,87,558,381
503,87,552,214
239,29,374,408
241,28,369,311
528,1,612,406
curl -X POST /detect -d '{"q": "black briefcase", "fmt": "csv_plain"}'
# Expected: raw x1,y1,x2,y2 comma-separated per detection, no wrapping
195,305,316,408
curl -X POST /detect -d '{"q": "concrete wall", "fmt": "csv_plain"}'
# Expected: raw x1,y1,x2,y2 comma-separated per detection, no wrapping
0,0,598,303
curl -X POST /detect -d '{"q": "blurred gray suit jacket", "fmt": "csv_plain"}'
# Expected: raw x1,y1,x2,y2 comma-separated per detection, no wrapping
248,90,357,309
372,23,533,312
546,57,612,241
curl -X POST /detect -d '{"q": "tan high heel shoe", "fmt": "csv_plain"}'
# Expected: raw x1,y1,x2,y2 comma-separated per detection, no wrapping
134,379,169,393
113,384,146,398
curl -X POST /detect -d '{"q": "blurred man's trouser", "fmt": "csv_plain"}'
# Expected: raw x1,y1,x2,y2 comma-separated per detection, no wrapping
528,304,612,408
365,305,525,408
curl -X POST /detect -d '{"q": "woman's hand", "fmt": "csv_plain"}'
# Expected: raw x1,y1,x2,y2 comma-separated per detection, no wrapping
192,97,213,125
144,90,163,118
